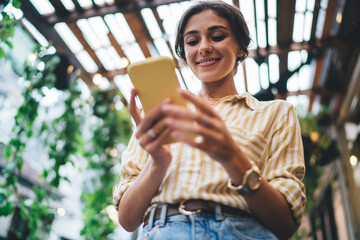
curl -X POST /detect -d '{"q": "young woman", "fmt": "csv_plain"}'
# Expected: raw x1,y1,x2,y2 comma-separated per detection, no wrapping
113,1,305,239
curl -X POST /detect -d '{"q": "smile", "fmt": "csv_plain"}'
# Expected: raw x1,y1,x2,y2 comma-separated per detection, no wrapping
196,58,221,65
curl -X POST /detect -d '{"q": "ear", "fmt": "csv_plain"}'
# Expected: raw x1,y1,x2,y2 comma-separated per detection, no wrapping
237,49,244,58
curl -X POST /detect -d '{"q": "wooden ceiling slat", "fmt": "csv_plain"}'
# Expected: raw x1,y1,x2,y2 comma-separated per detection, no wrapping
264,0,269,49
20,0,93,86
71,0,85,13
47,0,184,25
67,22,106,73
310,0,321,44
277,0,295,47
308,0,339,110
108,32,127,59
48,0,69,17
151,8,175,59
124,12,153,58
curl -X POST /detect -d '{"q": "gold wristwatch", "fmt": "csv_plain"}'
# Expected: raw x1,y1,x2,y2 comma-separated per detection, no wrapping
227,161,262,195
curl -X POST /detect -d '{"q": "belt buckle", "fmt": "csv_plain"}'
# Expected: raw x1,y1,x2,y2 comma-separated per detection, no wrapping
178,200,202,216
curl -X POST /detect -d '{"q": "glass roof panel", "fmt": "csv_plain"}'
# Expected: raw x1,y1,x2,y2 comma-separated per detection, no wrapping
29,0,55,15
22,18,49,46
154,39,172,58
115,13,136,42
307,0,316,11
114,75,141,108
287,73,299,92
292,13,304,42
88,17,111,47
303,12,313,41
268,54,279,84
286,95,309,109
234,64,246,94
316,9,326,38
104,14,126,45
122,43,145,63
77,19,102,49
260,63,269,89
245,58,260,94
268,18,277,46
298,65,312,90
295,0,307,12
54,22,83,53
255,0,265,20
94,0,105,5
141,8,162,39
288,51,302,71
60,0,75,11
169,3,184,29
257,20,267,48
78,0,93,8
267,0,277,18
76,50,98,72
106,46,124,69
157,5,176,36
95,48,114,70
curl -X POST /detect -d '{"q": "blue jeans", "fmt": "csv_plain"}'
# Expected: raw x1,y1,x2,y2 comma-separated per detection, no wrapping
140,204,278,240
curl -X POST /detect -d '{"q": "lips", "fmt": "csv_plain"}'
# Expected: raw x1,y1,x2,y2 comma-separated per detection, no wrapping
196,58,221,65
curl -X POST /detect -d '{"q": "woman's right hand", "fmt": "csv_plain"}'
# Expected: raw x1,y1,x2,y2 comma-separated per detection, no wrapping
128,88,172,165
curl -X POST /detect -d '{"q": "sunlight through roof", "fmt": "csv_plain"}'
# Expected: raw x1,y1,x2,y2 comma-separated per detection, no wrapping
22,0,320,105
29,0,54,15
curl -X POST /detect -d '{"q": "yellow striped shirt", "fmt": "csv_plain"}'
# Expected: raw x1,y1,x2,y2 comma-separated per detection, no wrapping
113,92,306,225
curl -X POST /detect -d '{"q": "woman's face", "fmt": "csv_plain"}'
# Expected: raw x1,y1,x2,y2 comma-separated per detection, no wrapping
183,10,240,83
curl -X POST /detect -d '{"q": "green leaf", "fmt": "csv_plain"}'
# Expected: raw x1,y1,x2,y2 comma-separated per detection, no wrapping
5,40,13,48
12,0,22,9
4,145,12,160
0,201,14,216
0,47,5,60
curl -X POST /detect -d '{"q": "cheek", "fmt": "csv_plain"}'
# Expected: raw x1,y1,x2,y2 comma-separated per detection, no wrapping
184,48,195,64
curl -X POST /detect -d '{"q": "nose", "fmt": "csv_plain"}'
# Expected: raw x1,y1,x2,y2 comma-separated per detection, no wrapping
199,40,213,55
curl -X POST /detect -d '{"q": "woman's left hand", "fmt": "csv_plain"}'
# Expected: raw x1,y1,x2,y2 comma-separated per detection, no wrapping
161,89,242,165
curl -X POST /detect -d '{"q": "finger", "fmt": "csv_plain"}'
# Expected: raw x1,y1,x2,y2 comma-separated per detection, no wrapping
162,104,218,130
171,130,207,151
136,98,171,137
137,117,170,147
129,88,142,126
178,89,219,118
166,118,221,143
145,127,173,153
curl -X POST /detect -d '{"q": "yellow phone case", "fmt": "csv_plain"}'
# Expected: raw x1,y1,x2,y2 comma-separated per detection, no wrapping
127,57,192,144
127,56,186,114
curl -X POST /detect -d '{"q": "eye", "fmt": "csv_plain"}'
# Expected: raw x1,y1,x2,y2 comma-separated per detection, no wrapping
186,40,199,46
212,36,225,42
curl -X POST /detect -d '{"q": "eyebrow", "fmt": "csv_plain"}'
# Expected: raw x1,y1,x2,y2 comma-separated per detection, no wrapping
184,25,229,37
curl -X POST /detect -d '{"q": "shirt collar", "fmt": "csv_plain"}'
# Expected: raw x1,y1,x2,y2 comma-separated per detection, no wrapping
221,92,259,110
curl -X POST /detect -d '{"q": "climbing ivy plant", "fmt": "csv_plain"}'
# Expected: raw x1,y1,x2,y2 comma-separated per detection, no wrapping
1,44,86,239
80,88,132,240
0,0,21,59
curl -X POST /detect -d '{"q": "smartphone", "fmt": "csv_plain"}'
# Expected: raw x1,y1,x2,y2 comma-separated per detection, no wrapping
127,56,186,114
127,57,192,143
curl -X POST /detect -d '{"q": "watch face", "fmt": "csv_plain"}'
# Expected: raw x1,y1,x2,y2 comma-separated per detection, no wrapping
248,171,261,190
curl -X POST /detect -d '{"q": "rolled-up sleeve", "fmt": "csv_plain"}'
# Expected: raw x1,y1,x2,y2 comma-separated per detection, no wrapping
263,102,306,226
112,133,150,210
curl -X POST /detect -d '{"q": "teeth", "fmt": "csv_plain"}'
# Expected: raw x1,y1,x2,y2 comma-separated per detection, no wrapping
200,59,216,64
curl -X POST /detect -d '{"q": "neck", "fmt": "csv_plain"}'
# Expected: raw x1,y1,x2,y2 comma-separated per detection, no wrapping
200,78,238,99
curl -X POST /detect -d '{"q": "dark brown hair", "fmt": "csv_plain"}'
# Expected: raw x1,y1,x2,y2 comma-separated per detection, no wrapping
175,1,251,64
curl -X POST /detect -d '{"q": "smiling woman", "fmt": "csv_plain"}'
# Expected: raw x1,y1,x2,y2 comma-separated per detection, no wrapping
113,1,305,240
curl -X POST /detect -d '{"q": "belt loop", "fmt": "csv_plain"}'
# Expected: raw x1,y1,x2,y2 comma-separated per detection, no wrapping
214,203,224,221
158,204,168,227
148,206,157,229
